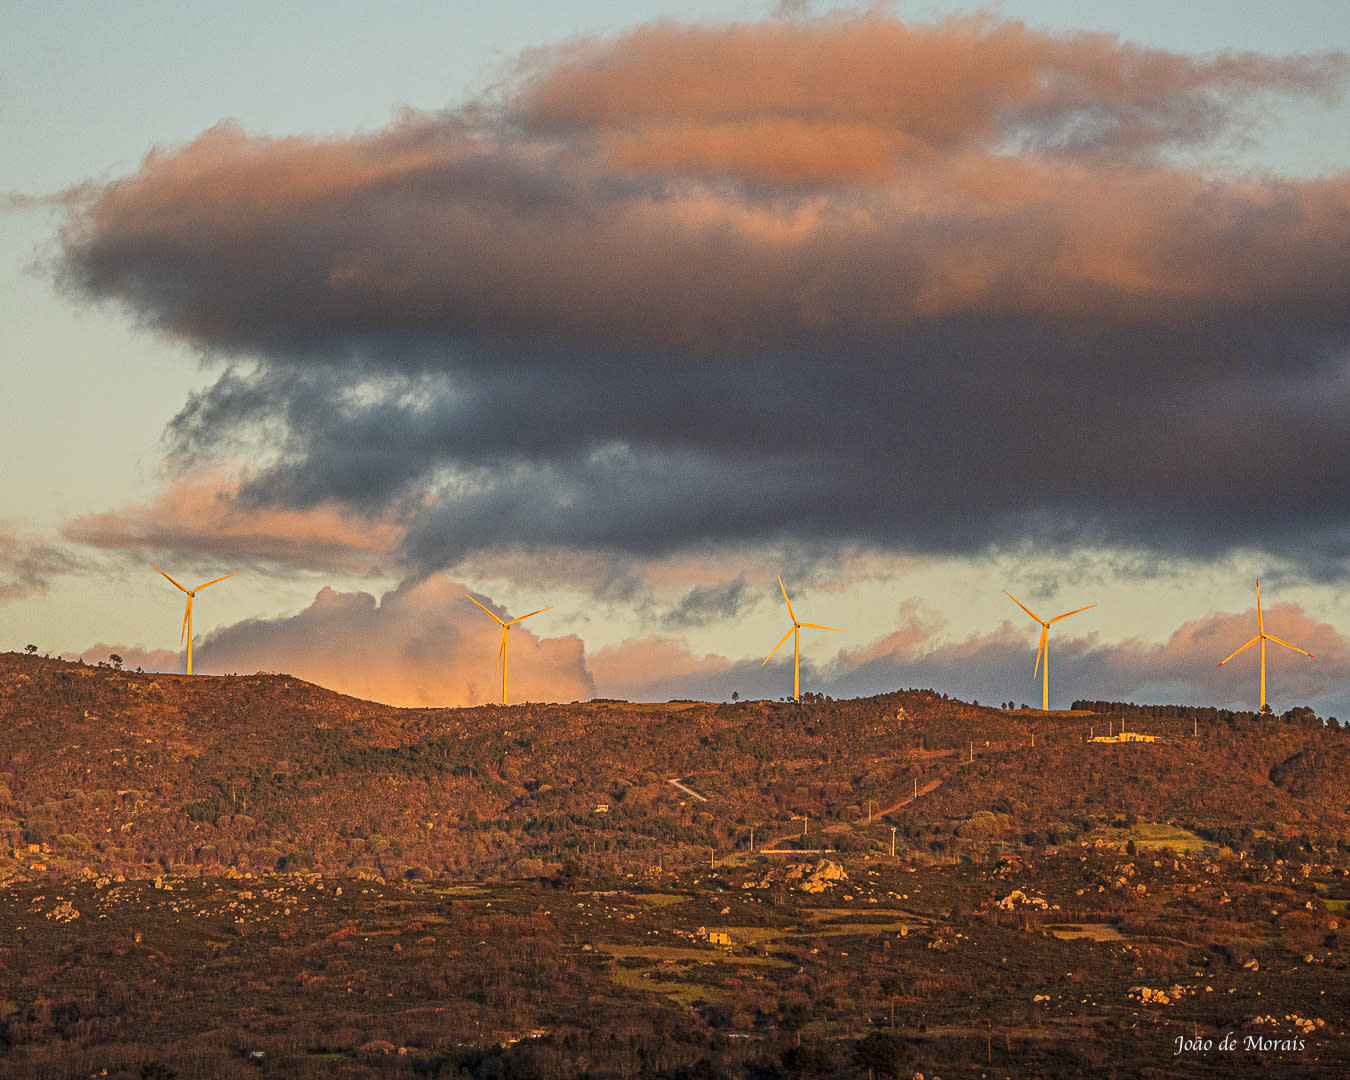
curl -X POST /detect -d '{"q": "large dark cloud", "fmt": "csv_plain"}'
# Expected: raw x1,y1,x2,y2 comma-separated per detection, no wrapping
54,14,1350,577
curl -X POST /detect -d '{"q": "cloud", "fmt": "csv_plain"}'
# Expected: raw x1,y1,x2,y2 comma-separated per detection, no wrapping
63,469,401,572
827,597,1349,716
0,523,76,603
588,636,740,701
73,644,182,673
77,578,1349,717
51,14,1350,579
513,16,1345,176
184,576,596,707
659,577,749,628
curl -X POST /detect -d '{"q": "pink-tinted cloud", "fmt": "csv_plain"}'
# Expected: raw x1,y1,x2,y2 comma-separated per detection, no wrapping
833,598,1350,715
58,108,1350,349
63,470,401,571
74,643,182,673
187,576,594,708
1113,601,1345,707
515,15,1345,179
588,636,739,701
75,578,1350,717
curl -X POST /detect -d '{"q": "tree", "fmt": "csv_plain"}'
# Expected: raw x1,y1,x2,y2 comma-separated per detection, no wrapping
853,1032,908,1078
24,644,37,655
109,653,124,670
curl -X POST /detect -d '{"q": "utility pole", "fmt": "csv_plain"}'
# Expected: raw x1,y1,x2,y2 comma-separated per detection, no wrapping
890,826,897,857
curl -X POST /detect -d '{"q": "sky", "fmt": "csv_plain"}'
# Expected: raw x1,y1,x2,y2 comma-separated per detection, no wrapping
4,0,1350,716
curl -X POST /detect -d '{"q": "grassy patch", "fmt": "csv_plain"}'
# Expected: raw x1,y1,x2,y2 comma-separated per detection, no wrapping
1047,924,1127,942
600,701,704,714
598,942,790,967
609,965,707,1007
1133,823,1207,850
630,892,690,908
1089,823,1209,853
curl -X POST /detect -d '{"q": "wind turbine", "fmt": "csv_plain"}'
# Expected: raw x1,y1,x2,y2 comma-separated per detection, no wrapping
466,595,553,705
762,575,845,701
1216,579,1314,712
1003,590,1095,711
151,565,236,675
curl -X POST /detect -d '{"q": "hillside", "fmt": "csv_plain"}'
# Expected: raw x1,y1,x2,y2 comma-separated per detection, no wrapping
2,652,1347,885
2,652,1349,1078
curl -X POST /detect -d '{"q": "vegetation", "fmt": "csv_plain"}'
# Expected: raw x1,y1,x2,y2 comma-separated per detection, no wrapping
0,653,1346,1076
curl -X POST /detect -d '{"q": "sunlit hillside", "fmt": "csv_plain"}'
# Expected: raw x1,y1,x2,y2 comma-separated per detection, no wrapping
3,652,1346,885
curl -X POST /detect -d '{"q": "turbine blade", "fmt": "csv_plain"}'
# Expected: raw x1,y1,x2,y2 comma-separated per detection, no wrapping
1003,590,1043,625
1216,636,1260,667
506,605,553,627
1034,626,1047,678
152,564,189,594
193,572,237,592
777,575,798,624
180,598,192,645
763,627,794,665
1256,579,1264,634
1049,603,1096,623
799,622,846,633
1265,634,1314,659
496,633,506,672
466,595,506,626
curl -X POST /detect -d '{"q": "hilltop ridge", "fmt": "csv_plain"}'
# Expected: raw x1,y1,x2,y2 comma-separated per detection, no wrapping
2,651,1346,885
